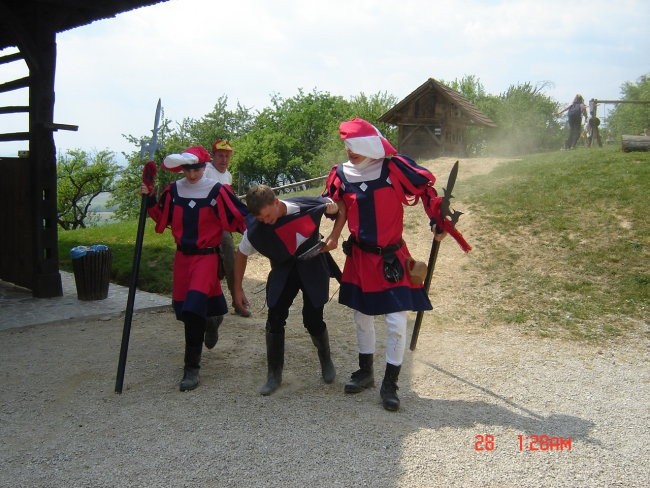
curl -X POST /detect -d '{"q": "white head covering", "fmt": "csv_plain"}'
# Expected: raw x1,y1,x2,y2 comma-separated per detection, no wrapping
339,117,397,159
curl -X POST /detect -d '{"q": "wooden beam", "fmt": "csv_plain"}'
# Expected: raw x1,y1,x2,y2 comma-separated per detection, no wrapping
42,122,79,131
0,3,41,73
0,52,24,65
0,76,30,93
594,99,650,105
0,105,29,114
424,126,442,146
0,132,30,141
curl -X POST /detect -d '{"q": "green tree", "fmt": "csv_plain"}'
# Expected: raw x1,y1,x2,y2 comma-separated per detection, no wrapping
485,82,562,156
444,74,487,104
235,89,349,188
346,91,399,137
310,91,399,172
606,74,650,137
57,149,120,230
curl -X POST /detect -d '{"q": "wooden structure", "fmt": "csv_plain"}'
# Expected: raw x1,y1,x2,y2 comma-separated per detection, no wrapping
380,78,496,159
621,135,650,152
0,0,167,297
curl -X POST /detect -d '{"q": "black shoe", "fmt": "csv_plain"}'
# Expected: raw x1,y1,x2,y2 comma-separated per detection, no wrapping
179,367,200,391
204,315,223,349
344,353,374,393
310,330,336,384
259,370,282,396
259,330,284,395
380,363,401,411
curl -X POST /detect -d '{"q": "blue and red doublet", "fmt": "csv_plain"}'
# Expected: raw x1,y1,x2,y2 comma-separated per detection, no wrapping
324,155,444,315
147,179,248,319
245,197,332,308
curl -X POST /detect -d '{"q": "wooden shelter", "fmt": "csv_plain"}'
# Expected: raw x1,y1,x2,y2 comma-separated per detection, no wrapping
380,78,496,159
0,0,167,297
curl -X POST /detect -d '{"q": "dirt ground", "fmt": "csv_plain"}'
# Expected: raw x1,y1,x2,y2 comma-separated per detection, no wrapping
1,157,648,487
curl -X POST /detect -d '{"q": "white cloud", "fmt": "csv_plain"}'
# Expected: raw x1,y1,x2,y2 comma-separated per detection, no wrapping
1,0,648,159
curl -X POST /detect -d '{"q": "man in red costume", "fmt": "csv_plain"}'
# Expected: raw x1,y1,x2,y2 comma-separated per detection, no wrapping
323,118,470,411
139,146,248,391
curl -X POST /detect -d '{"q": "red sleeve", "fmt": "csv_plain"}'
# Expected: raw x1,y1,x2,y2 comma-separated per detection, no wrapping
390,156,471,253
215,184,248,233
146,185,173,233
322,165,343,200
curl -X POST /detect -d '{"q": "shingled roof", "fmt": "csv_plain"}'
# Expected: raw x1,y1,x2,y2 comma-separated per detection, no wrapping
0,0,168,51
381,77,497,128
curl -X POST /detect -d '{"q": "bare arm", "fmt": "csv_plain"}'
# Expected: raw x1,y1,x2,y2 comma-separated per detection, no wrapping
323,199,347,252
232,249,251,314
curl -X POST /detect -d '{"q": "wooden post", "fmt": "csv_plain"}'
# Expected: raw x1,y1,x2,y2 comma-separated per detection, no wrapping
28,26,62,297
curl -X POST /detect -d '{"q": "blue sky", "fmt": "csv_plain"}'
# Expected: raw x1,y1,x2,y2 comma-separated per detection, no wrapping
1,0,648,161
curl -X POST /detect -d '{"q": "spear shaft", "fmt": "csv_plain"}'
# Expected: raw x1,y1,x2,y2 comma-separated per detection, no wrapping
115,99,161,393
409,161,459,351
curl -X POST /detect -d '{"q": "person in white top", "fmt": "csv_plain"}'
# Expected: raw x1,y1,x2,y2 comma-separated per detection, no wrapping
204,139,233,185
202,139,250,350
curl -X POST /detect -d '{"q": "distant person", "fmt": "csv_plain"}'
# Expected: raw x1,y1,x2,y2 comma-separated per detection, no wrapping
232,184,346,396
322,117,471,412
204,140,250,316
557,94,588,149
139,146,248,391
587,112,603,148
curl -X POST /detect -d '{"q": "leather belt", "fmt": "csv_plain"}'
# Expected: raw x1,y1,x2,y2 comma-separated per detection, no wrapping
176,245,220,255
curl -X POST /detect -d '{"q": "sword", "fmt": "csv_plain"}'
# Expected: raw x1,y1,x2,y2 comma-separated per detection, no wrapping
115,99,161,394
409,160,460,351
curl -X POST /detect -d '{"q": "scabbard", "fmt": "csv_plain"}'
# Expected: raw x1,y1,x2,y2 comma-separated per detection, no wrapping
325,252,342,283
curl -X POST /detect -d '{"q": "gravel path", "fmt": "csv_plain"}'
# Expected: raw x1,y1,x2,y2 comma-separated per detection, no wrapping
1,309,647,487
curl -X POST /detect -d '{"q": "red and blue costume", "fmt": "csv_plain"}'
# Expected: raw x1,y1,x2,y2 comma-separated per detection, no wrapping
325,154,448,315
324,117,471,411
147,177,247,319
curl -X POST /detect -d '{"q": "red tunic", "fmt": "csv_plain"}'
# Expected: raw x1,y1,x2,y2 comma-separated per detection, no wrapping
147,177,247,319
324,155,442,315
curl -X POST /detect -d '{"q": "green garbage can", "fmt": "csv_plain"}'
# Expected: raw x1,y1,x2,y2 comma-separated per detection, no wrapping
70,245,112,300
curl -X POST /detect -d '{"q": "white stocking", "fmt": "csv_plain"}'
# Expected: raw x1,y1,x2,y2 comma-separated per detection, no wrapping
353,310,375,354
385,311,407,366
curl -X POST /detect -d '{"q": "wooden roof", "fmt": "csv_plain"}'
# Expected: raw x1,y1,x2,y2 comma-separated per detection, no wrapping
0,0,168,51
381,77,497,128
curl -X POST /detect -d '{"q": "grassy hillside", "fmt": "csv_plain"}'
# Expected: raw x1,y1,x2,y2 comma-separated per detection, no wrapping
58,146,649,341
460,146,648,340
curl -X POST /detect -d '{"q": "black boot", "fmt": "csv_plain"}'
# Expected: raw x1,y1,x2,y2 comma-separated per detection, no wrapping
310,329,336,384
344,353,374,393
259,331,284,396
204,315,223,349
380,363,401,411
180,344,202,391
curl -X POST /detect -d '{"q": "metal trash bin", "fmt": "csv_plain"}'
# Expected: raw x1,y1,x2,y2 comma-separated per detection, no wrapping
70,244,112,300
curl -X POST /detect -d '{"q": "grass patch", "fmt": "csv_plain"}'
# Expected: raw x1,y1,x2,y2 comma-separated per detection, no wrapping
58,220,177,295
462,146,649,340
